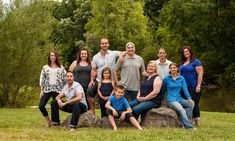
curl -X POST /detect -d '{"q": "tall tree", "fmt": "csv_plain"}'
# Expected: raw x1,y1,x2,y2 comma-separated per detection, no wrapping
85,0,152,55
157,0,235,86
0,0,58,107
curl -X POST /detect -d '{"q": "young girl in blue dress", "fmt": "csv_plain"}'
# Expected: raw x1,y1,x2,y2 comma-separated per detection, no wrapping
98,67,115,118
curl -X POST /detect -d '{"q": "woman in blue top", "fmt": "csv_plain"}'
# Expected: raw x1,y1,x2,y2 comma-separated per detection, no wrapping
163,63,195,129
179,46,204,126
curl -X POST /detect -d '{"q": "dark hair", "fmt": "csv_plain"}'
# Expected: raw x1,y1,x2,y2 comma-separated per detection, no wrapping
66,71,73,75
169,62,180,74
76,48,91,64
115,85,125,91
101,67,111,80
181,46,195,64
48,50,61,67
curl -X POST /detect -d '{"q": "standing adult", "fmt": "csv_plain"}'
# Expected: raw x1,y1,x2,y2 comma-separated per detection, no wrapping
155,48,172,80
87,38,122,114
163,63,195,129
129,61,163,119
116,42,147,101
69,48,92,109
51,71,87,131
39,50,66,127
179,46,204,126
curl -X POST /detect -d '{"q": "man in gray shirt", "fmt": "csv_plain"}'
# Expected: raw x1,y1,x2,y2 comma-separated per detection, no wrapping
51,71,87,132
116,42,147,101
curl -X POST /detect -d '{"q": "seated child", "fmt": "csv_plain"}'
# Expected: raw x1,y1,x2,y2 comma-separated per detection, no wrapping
105,85,143,131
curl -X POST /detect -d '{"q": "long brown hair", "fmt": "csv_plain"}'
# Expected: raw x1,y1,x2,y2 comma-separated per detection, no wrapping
76,48,91,64
48,50,61,67
101,67,112,80
181,46,195,64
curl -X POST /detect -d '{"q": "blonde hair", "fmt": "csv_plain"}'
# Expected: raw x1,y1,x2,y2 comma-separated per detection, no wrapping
126,42,135,49
147,60,157,73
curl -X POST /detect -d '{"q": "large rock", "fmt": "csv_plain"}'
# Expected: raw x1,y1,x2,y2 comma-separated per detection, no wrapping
101,117,132,128
141,107,181,128
61,111,101,128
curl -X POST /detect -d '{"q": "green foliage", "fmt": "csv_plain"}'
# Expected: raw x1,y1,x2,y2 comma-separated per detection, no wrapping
85,0,152,54
0,0,58,107
52,0,92,66
156,0,235,87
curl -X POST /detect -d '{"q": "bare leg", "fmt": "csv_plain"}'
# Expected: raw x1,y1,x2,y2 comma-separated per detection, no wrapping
129,117,143,130
108,115,117,131
44,116,51,128
87,96,95,114
195,120,200,127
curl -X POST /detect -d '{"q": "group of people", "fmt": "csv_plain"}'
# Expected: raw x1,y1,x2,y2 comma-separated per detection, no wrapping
38,38,204,131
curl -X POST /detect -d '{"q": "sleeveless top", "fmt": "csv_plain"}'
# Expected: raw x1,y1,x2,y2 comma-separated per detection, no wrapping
74,63,91,90
140,74,163,103
98,82,114,104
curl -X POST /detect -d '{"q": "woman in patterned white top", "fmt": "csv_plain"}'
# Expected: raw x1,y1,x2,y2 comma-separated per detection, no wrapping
39,50,66,127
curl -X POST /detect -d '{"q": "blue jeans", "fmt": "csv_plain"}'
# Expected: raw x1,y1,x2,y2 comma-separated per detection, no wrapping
124,90,138,102
168,100,194,128
129,99,160,117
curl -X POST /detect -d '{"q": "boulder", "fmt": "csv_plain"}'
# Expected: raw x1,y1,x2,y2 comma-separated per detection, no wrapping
101,117,132,128
141,107,181,128
61,111,101,128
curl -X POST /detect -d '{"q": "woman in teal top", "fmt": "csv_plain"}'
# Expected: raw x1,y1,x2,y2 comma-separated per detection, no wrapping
163,62,195,129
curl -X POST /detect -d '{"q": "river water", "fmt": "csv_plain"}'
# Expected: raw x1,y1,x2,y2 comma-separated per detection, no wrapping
200,88,235,113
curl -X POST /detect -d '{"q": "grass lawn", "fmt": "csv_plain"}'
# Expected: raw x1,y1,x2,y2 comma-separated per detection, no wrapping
0,108,234,141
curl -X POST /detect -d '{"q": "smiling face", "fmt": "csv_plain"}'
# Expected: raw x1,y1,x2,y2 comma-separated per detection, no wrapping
169,63,179,75
66,72,74,84
183,48,191,59
147,61,157,74
50,52,57,63
100,38,109,50
126,44,135,55
80,50,88,61
115,88,124,99
157,48,166,60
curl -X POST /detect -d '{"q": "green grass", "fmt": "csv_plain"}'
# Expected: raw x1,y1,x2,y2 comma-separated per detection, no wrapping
0,109,234,141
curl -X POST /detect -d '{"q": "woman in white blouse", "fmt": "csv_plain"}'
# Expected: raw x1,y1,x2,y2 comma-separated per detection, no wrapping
39,50,66,127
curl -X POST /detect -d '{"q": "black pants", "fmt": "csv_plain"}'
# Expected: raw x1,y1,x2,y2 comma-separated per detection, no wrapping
39,92,58,116
51,100,87,128
182,87,202,119
100,103,108,118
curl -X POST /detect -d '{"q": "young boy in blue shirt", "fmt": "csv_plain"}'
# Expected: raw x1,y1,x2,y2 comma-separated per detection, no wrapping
105,85,143,131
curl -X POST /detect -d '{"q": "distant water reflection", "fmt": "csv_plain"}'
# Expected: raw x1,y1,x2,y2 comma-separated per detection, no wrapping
200,88,235,113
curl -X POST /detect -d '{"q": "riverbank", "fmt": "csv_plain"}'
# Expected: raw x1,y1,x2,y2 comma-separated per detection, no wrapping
0,108,234,141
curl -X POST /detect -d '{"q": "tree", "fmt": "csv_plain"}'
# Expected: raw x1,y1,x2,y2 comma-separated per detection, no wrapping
51,0,92,67
157,0,235,86
85,0,152,55
0,0,58,107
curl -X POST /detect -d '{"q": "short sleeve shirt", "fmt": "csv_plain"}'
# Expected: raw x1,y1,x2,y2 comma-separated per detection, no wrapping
91,50,120,82
179,59,202,88
108,95,130,111
117,54,145,91
155,59,172,80
62,81,87,107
